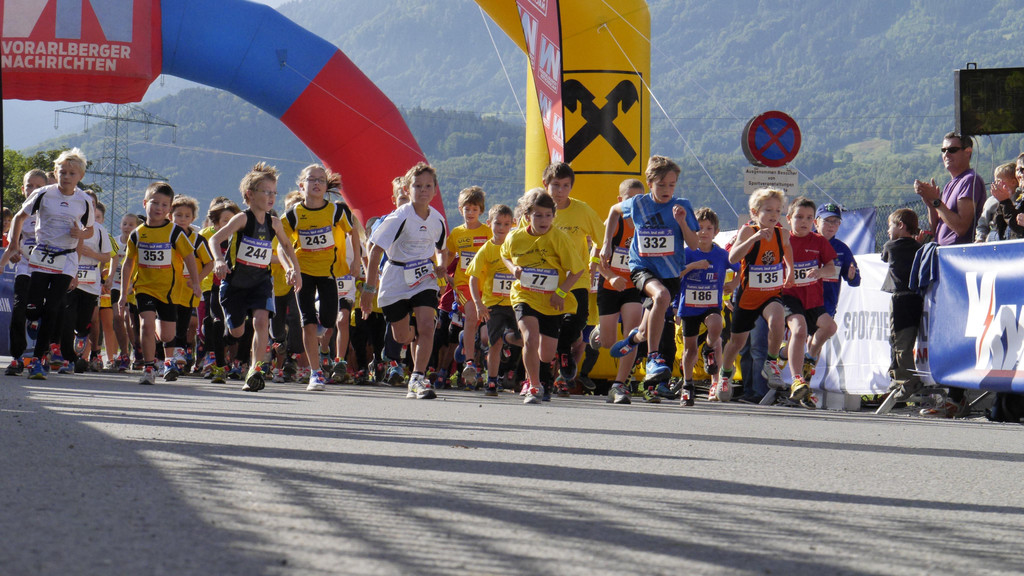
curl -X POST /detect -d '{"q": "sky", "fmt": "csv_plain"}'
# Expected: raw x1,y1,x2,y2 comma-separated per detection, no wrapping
2,0,293,150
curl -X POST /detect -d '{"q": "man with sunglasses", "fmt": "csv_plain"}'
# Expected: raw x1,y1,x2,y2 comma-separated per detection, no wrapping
911,132,986,418
913,132,986,247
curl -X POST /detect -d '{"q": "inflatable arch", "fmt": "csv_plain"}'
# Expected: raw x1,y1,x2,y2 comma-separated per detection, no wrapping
2,0,649,221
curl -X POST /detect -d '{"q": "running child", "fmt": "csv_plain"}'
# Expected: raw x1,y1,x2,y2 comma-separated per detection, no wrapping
467,203,520,396
447,186,492,388
591,179,645,405
675,207,740,405
3,169,47,376
501,189,586,404
61,200,114,373
544,163,605,393
601,156,699,385
164,195,215,380
1,150,96,379
199,200,242,383
360,163,447,399
210,163,302,392
780,197,837,406
118,182,201,385
282,164,359,391
717,188,794,397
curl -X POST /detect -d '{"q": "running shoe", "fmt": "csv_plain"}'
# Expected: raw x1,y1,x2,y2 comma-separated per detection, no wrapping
210,365,227,384
73,335,88,358
117,353,130,373
610,328,639,358
789,376,811,402
607,381,631,405
680,381,695,407
227,362,244,380
802,355,817,382
89,356,104,372
57,361,73,374
587,326,602,350
73,358,89,374
641,385,661,403
243,364,265,392
701,344,719,375
454,332,466,364
163,359,179,382
331,360,349,385
484,380,499,397
577,375,597,393
306,369,327,392
707,378,720,402
557,352,577,381
714,374,733,402
554,375,571,398
5,359,23,376
386,362,405,387
138,364,156,385
920,396,966,419
201,352,217,379
48,343,65,371
27,358,46,380
462,361,478,390
761,359,785,390
656,381,677,399
272,368,286,383
522,380,541,404
644,352,670,381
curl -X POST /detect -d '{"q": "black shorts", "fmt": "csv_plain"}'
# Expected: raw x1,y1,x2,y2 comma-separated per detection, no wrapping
781,295,827,336
338,298,353,312
220,281,275,331
135,293,178,322
732,296,783,334
295,274,338,328
486,305,520,346
513,303,560,339
629,268,681,308
680,308,722,338
381,288,439,324
596,285,642,316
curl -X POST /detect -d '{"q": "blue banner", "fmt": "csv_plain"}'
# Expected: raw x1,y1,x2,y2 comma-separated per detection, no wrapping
835,207,876,255
929,240,1024,392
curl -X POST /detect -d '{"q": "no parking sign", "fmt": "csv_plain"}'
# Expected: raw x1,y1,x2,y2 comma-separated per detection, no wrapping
742,111,801,168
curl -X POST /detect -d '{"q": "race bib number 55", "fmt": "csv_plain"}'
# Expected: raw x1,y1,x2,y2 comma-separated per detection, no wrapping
403,259,436,288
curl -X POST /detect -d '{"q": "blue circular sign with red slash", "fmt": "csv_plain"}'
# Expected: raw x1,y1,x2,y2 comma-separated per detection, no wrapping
743,111,801,167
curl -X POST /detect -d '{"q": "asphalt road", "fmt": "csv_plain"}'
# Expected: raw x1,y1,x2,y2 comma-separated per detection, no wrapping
2,369,1022,576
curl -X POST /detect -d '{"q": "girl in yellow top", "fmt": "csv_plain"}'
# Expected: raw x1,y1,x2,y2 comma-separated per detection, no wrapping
281,164,360,391
500,189,585,404
447,185,492,386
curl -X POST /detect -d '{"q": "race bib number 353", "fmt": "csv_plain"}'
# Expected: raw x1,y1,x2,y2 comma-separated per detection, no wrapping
138,242,172,269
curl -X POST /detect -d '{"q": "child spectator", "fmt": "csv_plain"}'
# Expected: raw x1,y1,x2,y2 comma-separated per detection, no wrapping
118,182,201,385
717,188,794,396
675,208,740,405
781,197,838,407
881,209,927,403
601,155,699,386
501,189,586,404
990,159,1023,240
210,163,302,392
360,163,448,399
447,186,492,388
467,203,519,396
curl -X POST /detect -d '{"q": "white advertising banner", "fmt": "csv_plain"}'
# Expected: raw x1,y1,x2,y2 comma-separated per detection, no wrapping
808,253,892,395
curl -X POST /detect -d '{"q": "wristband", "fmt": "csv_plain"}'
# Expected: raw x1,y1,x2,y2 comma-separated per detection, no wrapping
555,288,568,298
590,256,601,264
363,284,378,294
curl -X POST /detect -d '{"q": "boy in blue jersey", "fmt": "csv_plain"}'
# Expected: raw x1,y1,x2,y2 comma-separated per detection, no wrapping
814,203,860,317
600,155,699,383
675,208,740,405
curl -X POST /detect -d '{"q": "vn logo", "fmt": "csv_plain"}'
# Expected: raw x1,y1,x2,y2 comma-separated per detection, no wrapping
965,271,1024,373
3,0,133,42
563,79,638,165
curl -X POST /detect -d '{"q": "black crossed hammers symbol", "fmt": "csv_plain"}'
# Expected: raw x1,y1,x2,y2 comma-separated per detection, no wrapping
563,79,639,165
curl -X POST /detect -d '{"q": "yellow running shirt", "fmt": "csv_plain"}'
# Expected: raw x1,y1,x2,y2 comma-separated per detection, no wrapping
125,221,197,304
282,201,354,278
466,238,512,308
552,198,604,291
500,226,585,317
172,227,213,307
448,223,492,288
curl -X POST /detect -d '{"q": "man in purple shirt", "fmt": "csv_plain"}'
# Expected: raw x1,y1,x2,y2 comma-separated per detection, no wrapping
913,132,986,246
911,131,987,418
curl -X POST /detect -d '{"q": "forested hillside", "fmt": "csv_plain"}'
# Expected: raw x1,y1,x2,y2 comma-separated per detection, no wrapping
12,0,1024,225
